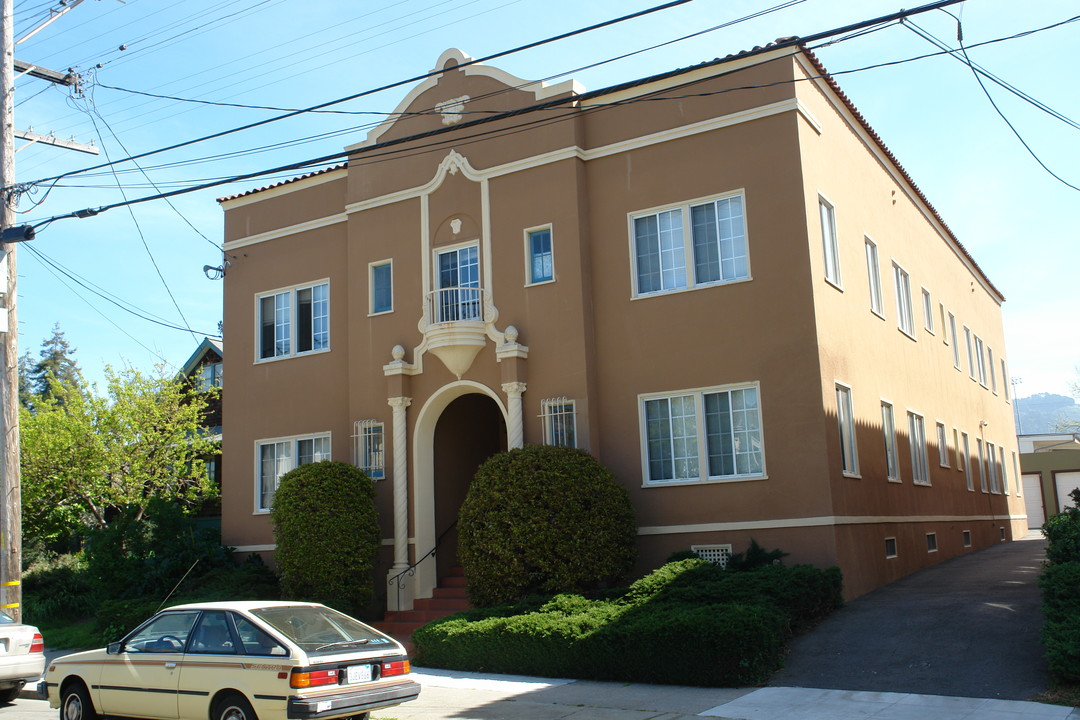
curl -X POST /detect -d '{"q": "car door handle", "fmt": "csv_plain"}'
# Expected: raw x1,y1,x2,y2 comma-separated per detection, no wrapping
164,662,177,669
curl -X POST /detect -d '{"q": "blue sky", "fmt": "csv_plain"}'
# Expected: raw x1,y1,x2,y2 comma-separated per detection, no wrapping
10,0,1079,401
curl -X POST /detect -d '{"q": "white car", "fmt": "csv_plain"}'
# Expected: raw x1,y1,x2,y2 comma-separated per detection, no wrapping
43,601,420,720
0,610,45,703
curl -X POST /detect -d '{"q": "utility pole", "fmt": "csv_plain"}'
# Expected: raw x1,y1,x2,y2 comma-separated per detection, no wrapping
0,0,92,622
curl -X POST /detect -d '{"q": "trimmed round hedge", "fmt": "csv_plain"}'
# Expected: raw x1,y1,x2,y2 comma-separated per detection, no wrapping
271,460,380,614
457,445,636,607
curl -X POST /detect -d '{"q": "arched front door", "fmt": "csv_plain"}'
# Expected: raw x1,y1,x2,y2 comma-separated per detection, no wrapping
433,394,507,581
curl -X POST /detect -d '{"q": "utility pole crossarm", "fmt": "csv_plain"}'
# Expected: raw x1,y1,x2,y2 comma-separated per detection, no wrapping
12,59,73,85
15,128,98,154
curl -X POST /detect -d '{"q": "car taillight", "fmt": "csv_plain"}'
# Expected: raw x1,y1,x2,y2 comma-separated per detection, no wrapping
380,660,410,677
290,668,339,688
29,633,44,654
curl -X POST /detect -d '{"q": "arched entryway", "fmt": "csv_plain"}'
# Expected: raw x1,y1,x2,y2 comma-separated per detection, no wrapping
412,381,509,601
433,394,506,581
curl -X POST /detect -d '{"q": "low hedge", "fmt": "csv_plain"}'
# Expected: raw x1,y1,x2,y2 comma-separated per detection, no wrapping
413,557,842,686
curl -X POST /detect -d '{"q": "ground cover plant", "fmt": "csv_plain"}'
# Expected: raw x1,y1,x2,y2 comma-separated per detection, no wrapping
413,553,842,687
1040,488,1080,686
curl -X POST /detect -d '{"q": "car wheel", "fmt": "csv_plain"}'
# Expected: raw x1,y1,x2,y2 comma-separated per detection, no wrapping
61,682,97,720
213,693,258,720
0,684,21,703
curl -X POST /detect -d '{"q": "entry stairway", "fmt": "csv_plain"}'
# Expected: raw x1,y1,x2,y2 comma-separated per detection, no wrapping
376,566,471,643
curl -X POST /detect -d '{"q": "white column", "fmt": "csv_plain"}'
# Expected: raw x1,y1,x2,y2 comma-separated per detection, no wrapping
502,382,527,450
386,396,412,611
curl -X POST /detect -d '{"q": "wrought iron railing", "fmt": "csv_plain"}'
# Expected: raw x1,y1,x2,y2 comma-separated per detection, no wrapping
428,286,483,324
387,520,458,610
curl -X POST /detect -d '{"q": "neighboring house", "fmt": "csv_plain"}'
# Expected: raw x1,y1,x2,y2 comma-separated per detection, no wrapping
1018,433,1080,529
217,42,1023,609
180,337,224,505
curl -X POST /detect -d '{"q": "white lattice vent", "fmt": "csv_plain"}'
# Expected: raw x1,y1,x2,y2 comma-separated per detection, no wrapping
691,544,732,567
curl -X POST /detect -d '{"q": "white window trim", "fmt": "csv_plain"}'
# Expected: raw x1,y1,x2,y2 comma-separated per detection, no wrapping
885,537,898,559
963,530,972,548
638,381,766,487
368,259,394,316
893,261,915,340
936,421,950,468
1002,359,1011,403
352,419,385,480
882,400,900,483
628,189,751,300
819,195,842,290
524,224,556,287
254,432,332,513
962,431,973,491
926,532,938,553
949,312,960,370
907,410,931,486
865,236,884,318
974,335,988,388
254,279,331,363
691,544,733,567
988,346,997,394
1012,452,1021,496
921,287,934,335
977,438,988,493
953,428,964,473
939,303,948,344
964,325,975,380
836,382,859,478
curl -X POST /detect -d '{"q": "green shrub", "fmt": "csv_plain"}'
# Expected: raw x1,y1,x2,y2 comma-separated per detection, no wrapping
271,461,380,614
1041,561,1080,682
23,553,93,625
413,557,841,686
95,597,163,643
458,445,636,607
1044,498,1080,566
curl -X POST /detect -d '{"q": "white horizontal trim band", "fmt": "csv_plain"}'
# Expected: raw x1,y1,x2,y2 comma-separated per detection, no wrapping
638,513,1026,536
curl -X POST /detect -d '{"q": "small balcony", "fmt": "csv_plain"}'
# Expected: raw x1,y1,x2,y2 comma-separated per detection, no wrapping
423,286,488,378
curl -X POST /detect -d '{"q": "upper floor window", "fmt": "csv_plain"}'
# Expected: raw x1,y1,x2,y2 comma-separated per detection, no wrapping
631,192,747,297
819,197,841,288
864,237,883,317
921,288,934,334
908,411,930,486
258,281,329,360
370,261,393,315
893,263,914,338
641,383,763,485
974,335,988,387
256,433,331,511
527,227,554,284
353,420,384,480
197,362,222,392
540,397,576,448
964,326,975,379
434,244,481,322
881,401,899,482
949,312,960,369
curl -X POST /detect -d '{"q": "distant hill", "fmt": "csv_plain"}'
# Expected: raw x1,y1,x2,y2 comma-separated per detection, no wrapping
1015,393,1080,434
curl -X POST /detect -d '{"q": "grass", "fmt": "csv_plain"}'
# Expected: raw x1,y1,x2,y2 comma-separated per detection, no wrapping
1032,685,1080,708
36,618,98,651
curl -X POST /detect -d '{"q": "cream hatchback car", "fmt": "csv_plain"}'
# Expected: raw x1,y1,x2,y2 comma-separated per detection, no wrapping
43,601,420,720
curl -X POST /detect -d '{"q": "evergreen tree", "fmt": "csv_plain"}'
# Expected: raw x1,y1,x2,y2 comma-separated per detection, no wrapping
22,324,82,411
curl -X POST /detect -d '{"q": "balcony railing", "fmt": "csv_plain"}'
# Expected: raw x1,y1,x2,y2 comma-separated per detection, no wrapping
428,286,483,325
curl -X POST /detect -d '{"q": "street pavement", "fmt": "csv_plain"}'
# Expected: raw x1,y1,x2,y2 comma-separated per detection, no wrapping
8,533,1076,720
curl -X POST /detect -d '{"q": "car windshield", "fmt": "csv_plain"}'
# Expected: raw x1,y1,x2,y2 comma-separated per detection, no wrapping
250,605,390,654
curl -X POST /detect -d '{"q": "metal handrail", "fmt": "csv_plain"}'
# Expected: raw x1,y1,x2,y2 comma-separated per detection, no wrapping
428,286,483,324
388,520,459,610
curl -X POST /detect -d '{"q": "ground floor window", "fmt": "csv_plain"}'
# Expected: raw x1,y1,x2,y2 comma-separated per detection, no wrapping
256,433,331,511
540,398,577,448
641,383,763,485
353,420,384,479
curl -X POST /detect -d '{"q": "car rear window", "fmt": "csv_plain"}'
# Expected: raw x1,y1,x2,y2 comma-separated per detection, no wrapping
250,605,392,655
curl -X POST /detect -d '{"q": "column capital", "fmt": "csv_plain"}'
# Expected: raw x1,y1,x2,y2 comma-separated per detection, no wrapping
501,381,527,396
387,396,413,410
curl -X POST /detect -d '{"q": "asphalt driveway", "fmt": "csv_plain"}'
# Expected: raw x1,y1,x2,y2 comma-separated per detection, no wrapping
770,534,1049,700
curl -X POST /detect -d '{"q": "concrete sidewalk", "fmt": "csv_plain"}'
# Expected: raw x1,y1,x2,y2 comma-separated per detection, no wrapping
381,668,1080,720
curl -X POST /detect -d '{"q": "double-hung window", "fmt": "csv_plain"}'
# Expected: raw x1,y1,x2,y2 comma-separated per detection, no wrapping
893,263,914,337
974,335,988,387
258,281,329,360
865,237,883,316
964,326,975,379
527,227,554,284
882,402,899,482
540,398,577,448
949,312,960,369
908,412,930,486
962,432,973,490
641,384,763,484
256,434,331,511
819,197,841,287
836,384,858,476
370,261,393,314
632,193,748,296
921,288,934,334
936,422,949,467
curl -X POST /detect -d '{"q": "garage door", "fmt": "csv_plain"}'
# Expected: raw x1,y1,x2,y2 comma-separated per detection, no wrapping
1054,471,1080,513
1022,473,1045,528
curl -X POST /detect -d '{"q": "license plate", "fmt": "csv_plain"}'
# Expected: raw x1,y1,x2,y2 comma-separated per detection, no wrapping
346,664,372,683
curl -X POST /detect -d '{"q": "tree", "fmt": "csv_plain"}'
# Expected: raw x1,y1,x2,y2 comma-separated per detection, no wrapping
20,365,219,546
20,324,83,412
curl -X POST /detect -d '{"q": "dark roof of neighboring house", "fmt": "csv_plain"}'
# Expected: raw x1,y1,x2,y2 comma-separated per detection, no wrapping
215,41,1001,300
180,337,224,379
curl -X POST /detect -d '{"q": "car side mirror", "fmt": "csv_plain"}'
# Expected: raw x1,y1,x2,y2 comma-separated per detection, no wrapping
107,642,123,655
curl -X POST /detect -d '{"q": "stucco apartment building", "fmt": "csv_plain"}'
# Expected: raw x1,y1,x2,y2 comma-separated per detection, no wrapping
217,41,1024,608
